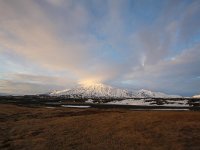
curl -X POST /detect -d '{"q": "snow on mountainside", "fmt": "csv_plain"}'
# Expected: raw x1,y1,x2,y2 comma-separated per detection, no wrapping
132,89,181,98
50,83,130,98
49,83,181,98
193,95,200,98
50,89,70,95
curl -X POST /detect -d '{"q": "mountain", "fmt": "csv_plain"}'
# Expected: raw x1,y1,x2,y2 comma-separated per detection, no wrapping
0,93,11,96
50,89,70,95
193,94,200,98
50,83,130,98
132,89,181,98
49,83,181,98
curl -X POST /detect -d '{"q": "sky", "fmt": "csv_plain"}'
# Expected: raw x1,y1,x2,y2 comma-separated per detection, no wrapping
0,0,200,96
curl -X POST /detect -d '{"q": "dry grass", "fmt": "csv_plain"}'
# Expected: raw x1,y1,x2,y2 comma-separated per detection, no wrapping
0,104,200,150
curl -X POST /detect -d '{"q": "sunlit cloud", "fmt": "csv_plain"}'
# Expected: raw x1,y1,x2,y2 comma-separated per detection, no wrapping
0,0,200,96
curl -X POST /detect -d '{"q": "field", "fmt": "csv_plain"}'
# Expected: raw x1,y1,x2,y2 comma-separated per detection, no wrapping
1,104,200,150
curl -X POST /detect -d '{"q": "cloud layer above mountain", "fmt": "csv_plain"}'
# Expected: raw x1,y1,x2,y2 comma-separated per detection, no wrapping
0,0,200,96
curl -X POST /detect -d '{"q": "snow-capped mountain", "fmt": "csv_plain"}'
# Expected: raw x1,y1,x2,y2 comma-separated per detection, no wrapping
50,83,130,98
132,89,181,98
49,83,181,98
193,95,200,98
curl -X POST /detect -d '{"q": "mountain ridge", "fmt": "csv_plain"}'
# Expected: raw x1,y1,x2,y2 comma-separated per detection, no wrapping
193,94,200,98
49,83,181,98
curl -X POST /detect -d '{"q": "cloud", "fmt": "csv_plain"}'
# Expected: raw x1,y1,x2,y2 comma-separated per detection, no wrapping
123,43,200,96
45,0,65,6
0,73,77,95
0,80,63,95
0,0,200,96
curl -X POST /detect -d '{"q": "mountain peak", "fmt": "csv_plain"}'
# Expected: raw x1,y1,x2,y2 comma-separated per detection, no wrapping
49,83,181,98
77,80,115,91
78,79,101,84
79,82,108,88
50,82,129,98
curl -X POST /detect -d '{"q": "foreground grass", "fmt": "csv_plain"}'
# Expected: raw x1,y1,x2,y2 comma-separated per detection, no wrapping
0,104,200,150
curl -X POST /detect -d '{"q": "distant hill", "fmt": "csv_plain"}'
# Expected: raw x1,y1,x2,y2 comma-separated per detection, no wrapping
0,93,11,96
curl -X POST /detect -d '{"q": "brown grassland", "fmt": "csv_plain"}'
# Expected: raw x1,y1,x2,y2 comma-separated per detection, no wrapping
0,104,200,150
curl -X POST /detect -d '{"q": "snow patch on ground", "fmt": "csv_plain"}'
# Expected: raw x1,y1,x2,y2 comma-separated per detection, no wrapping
45,107,55,109
107,99,152,105
85,99,94,103
61,105,91,108
162,100,188,106
107,99,189,106
130,109,189,111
